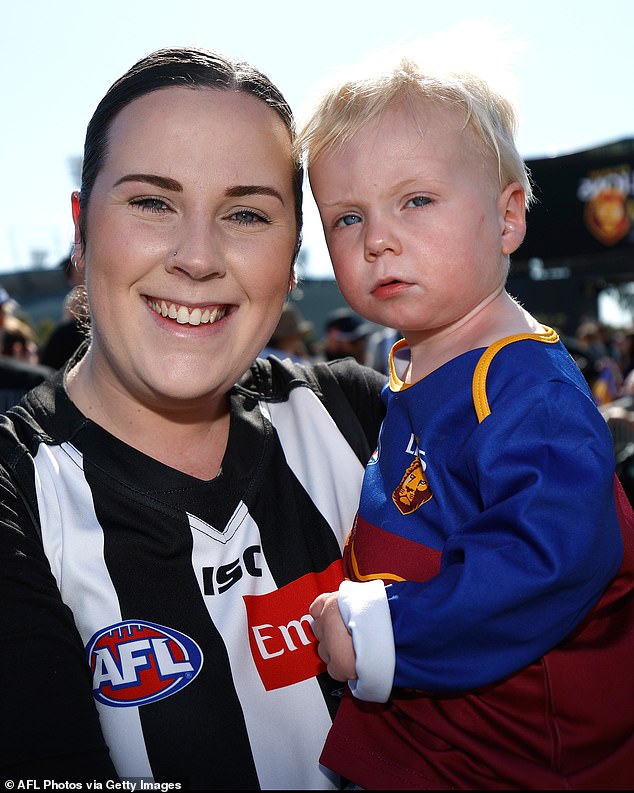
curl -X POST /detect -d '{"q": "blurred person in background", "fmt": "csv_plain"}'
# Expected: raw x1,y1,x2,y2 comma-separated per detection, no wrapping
40,253,87,370
364,325,402,375
1,313,41,364
322,307,374,364
260,302,314,363
575,320,622,405
0,288,53,411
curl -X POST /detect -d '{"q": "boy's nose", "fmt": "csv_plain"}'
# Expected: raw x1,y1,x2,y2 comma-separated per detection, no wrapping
365,236,403,261
364,222,402,261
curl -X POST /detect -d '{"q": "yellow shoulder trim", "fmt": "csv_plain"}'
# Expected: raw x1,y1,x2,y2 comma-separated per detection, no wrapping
472,326,559,423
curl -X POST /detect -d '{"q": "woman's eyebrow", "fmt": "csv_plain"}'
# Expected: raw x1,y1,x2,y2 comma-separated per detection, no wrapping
111,176,285,205
113,174,183,192
225,185,285,204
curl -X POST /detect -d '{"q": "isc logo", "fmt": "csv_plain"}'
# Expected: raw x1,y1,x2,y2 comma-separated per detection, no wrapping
86,620,203,707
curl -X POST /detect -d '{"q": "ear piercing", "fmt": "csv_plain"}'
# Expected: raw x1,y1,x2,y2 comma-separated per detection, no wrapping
70,244,83,272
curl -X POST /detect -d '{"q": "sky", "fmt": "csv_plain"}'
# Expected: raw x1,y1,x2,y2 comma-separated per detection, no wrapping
1,0,633,281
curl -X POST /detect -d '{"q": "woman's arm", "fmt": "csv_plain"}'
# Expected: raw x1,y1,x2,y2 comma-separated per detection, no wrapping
0,464,117,779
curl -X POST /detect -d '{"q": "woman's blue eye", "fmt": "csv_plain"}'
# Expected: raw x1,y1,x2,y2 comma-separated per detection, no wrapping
130,197,169,213
231,210,268,225
336,214,362,227
406,196,431,208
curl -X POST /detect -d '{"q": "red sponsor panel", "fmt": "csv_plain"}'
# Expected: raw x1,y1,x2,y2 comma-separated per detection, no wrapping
244,560,343,690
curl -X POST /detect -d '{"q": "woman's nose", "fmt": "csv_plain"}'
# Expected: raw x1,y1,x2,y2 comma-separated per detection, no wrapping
165,220,227,280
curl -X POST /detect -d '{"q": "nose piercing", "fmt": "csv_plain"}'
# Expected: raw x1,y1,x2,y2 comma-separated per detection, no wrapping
173,251,178,257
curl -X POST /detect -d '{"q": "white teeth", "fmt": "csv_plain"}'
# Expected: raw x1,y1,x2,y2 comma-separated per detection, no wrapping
147,298,227,327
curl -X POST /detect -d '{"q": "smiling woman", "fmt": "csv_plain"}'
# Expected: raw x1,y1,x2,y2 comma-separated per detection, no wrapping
69,84,301,473
0,47,387,788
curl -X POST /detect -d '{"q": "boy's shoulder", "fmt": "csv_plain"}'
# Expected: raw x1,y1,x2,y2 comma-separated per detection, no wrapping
472,329,590,423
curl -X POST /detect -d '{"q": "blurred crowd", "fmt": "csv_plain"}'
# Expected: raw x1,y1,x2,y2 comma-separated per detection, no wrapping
562,319,634,504
262,303,634,402
261,303,389,370
0,284,54,411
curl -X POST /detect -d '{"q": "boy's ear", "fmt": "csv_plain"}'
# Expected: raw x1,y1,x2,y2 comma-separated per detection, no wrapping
499,182,526,255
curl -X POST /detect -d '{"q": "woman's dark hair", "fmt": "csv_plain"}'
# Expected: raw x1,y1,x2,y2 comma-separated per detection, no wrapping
78,46,303,259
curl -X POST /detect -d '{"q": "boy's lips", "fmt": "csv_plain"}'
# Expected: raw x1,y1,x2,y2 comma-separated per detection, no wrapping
371,278,412,300
144,297,229,326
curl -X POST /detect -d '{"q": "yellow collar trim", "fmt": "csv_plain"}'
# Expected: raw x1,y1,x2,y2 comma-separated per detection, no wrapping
388,338,412,392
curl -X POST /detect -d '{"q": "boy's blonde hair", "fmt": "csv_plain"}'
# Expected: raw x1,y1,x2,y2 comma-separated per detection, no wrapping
297,57,533,206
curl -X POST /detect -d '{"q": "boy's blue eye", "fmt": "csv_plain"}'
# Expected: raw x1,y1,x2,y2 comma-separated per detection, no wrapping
406,196,431,208
336,214,362,227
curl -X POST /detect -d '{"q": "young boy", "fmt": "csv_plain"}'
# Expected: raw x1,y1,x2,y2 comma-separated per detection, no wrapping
299,60,634,789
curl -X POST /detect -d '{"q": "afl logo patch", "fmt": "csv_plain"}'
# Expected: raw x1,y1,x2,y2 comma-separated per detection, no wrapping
368,436,381,465
86,620,203,708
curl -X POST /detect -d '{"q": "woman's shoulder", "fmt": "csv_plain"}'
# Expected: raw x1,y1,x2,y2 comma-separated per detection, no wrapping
236,356,387,402
235,356,387,461
0,370,72,456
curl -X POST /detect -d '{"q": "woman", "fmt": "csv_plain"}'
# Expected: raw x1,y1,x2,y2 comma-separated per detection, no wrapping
0,48,386,788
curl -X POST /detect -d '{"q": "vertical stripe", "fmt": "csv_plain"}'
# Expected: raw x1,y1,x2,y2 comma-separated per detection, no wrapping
34,442,153,778
189,504,337,789
263,387,364,548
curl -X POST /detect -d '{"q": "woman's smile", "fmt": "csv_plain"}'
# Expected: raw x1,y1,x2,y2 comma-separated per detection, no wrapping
144,297,229,326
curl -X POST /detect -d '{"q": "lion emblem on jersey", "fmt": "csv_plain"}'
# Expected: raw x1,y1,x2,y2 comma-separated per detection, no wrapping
392,456,433,515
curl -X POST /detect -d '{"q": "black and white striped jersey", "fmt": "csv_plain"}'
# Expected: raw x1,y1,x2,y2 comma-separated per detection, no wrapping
0,356,386,789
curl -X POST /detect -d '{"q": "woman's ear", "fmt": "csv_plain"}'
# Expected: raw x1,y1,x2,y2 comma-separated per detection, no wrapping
71,191,85,264
288,266,297,293
499,182,527,255
71,191,81,235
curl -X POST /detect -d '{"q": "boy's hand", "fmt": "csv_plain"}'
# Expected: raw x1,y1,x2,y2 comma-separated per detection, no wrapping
310,592,357,682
